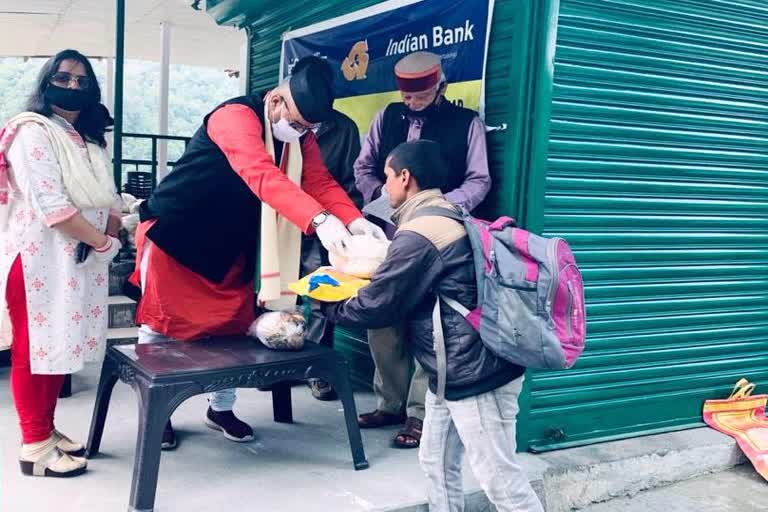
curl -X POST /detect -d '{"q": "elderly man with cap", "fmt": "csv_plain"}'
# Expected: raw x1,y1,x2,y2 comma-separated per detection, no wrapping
130,59,382,449
353,51,491,449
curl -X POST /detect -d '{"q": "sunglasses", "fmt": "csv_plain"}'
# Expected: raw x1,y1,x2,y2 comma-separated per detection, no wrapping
50,72,92,91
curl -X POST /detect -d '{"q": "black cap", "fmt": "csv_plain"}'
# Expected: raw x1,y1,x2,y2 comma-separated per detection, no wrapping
288,57,335,124
291,56,334,86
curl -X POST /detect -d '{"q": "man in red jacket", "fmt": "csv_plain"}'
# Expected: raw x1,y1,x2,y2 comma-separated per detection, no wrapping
132,60,384,449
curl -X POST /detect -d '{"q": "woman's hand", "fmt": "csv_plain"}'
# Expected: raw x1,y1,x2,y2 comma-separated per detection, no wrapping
90,236,122,264
54,213,112,248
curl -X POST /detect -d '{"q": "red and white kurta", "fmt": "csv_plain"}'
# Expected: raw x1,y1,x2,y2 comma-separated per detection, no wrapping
0,116,121,374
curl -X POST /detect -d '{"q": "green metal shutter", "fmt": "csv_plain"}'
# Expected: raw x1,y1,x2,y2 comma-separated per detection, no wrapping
526,0,768,450
243,0,545,388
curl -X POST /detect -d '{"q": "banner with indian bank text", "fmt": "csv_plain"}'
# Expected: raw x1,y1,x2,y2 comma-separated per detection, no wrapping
280,0,495,135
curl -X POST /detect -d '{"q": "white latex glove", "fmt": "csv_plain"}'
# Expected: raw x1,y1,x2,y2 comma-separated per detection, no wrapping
348,217,387,241
90,236,122,265
315,214,352,256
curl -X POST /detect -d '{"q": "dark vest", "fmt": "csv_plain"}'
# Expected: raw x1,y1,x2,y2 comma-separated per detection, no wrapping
376,101,476,193
139,95,271,284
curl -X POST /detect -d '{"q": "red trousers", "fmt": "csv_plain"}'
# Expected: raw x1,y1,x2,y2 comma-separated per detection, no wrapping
6,256,65,444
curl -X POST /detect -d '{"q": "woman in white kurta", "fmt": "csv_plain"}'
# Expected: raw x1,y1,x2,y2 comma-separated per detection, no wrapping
0,50,122,478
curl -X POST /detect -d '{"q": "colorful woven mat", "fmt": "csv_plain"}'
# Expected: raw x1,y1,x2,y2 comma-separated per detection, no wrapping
703,378,768,481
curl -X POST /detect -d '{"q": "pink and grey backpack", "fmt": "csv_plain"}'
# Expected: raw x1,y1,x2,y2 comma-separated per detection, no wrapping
418,207,586,371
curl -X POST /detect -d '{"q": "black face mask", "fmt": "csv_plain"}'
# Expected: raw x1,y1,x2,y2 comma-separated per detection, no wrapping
404,87,443,119
44,85,91,112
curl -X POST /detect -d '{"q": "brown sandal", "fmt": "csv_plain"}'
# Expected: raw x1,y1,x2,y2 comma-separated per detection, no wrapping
393,417,422,449
357,410,406,429
308,379,338,401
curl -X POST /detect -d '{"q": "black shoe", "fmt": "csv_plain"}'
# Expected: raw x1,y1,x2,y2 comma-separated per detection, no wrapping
204,408,255,443
161,420,177,450
308,378,338,401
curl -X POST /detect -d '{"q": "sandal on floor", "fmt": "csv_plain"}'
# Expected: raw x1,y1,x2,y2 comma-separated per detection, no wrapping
308,379,338,401
52,429,86,457
358,410,406,429
20,446,87,478
393,417,423,449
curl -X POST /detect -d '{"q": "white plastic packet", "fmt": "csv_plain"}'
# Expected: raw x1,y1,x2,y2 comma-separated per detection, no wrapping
247,310,305,351
121,213,140,234
120,193,138,214
329,234,390,278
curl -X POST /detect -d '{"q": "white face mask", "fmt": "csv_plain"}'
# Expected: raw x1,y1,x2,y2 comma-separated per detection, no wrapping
271,117,305,143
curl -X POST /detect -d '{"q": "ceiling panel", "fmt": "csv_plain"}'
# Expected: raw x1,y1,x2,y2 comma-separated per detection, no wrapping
0,0,243,68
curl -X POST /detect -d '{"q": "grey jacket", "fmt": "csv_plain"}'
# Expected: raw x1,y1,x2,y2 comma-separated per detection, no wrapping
324,190,524,400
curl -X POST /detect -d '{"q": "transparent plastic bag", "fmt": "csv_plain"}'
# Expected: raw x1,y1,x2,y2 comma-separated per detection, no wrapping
247,309,305,351
328,234,390,278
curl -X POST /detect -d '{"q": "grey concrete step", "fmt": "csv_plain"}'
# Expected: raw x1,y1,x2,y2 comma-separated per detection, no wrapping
580,465,765,512
388,427,745,512
106,326,138,344
107,295,136,329
530,427,744,511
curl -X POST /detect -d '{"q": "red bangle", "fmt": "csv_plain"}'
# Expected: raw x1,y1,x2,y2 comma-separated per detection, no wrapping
94,238,112,253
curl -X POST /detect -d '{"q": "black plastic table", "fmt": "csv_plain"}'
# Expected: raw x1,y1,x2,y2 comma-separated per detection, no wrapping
86,337,368,512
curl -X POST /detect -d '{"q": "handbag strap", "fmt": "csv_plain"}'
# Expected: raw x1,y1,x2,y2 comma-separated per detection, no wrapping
730,378,756,400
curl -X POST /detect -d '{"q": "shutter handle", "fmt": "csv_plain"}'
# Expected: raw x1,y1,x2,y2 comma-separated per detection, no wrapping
484,123,507,133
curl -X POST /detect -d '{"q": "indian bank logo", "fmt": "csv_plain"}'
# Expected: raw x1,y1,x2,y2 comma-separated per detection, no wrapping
341,40,369,81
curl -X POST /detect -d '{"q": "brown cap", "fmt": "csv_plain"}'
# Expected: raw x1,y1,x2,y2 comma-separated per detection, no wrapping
394,51,442,93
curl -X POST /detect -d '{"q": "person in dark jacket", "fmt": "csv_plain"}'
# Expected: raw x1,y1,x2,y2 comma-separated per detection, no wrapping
291,56,363,401
324,140,543,512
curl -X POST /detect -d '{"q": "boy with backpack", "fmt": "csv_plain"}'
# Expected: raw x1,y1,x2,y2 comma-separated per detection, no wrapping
323,139,545,511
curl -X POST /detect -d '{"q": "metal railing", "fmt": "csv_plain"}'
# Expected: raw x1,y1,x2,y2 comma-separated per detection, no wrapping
115,132,192,192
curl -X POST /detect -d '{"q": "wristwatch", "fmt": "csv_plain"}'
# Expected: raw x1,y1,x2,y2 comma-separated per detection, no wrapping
312,211,330,229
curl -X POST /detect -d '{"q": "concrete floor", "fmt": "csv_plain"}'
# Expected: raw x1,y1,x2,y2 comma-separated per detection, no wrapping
0,363,483,512
581,465,768,512
6,362,765,512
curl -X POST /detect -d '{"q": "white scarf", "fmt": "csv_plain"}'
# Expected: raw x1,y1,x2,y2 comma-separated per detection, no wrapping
4,112,116,210
257,104,304,311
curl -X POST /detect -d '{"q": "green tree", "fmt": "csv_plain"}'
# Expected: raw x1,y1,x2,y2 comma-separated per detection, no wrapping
0,57,240,169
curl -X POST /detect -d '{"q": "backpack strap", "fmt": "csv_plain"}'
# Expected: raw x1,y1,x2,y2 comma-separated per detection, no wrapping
414,206,489,305
412,206,465,223
432,294,475,402
432,299,448,402
439,294,470,316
